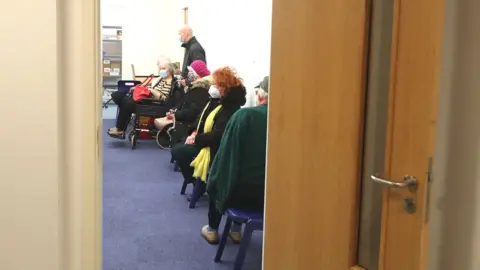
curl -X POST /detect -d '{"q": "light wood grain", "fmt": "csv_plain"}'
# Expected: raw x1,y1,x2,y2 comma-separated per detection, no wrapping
263,0,369,269
378,0,444,269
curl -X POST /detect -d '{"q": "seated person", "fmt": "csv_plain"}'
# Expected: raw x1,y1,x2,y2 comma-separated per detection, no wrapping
108,58,182,138
154,60,212,142
201,76,269,244
171,67,247,194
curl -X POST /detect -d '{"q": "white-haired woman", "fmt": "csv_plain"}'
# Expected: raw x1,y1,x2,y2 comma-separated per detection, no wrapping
108,58,184,138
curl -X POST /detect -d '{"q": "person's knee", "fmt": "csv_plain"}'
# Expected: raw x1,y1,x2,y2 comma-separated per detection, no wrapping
154,117,169,130
154,118,164,130
122,97,136,112
171,144,188,162
111,91,125,105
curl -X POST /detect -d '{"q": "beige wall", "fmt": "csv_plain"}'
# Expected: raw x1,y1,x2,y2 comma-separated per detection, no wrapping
0,0,61,269
0,0,101,269
429,0,480,269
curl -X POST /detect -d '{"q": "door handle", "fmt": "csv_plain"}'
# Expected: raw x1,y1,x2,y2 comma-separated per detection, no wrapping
370,175,417,191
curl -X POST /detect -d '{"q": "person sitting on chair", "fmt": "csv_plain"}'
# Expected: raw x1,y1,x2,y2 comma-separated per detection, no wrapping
155,60,212,144
171,67,247,201
201,76,269,244
107,58,182,138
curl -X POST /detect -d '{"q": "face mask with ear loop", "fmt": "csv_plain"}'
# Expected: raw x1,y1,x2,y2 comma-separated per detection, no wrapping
187,66,197,82
159,69,168,78
208,85,221,99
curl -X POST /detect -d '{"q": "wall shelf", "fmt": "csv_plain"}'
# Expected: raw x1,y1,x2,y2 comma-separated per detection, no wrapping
102,25,122,104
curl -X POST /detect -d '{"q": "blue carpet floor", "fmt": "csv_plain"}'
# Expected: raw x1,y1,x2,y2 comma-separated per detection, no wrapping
102,119,263,270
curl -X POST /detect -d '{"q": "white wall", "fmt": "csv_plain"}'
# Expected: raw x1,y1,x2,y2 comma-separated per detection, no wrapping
100,0,272,87
101,0,184,78
428,0,480,269
187,0,273,89
101,0,124,26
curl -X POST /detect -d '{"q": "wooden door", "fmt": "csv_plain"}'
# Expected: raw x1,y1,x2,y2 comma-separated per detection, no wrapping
264,0,444,269
375,0,444,270
264,0,369,269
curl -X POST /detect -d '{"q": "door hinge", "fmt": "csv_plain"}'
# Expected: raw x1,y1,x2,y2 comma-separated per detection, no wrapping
424,156,433,223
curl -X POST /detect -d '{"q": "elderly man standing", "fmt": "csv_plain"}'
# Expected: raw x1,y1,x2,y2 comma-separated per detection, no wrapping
201,76,270,244
178,25,206,85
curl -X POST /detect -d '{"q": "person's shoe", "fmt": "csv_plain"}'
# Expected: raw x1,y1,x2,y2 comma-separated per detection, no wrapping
108,128,124,137
201,225,219,245
186,193,208,202
229,231,242,244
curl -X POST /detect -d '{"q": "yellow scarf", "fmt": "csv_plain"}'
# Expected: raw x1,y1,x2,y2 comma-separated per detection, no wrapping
190,103,223,182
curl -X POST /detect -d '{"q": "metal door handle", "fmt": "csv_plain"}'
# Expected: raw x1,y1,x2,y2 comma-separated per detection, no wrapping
370,175,417,191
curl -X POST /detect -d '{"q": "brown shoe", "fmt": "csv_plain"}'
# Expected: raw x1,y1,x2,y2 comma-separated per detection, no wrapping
229,231,242,244
201,225,219,245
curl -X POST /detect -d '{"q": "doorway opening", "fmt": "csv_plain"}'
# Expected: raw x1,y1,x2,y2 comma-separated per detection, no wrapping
100,0,272,269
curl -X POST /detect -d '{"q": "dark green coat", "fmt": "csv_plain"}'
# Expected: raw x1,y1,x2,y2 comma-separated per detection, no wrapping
207,104,268,213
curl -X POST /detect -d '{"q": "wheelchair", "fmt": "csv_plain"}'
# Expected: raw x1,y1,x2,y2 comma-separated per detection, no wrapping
128,98,169,149
107,79,182,150
155,119,175,150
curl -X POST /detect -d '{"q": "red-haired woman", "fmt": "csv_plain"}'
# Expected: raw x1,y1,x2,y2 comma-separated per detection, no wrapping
171,67,246,206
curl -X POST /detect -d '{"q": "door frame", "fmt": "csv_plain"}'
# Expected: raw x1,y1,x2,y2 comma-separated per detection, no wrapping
64,0,461,270
60,0,102,268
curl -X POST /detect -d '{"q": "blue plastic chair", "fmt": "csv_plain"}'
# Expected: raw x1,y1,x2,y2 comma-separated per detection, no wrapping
188,178,206,208
118,80,142,93
103,80,141,109
214,208,264,270
169,157,180,172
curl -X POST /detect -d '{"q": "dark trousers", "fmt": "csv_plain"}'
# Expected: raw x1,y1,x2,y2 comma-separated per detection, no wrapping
171,144,201,184
208,193,265,230
111,90,126,106
170,122,191,146
112,91,136,130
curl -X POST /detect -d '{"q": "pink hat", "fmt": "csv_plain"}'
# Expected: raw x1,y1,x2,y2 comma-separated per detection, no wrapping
189,60,210,78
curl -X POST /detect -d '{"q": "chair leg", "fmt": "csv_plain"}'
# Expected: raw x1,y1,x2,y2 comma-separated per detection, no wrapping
189,180,205,209
214,217,232,262
173,161,180,172
180,179,188,195
233,223,254,270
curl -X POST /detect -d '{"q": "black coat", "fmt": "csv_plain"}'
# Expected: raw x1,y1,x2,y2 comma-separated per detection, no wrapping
164,77,184,110
181,37,206,78
194,85,247,161
174,79,211,126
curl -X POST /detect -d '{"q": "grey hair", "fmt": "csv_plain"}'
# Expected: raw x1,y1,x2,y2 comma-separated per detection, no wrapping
157,56,175,76
256,87,269,100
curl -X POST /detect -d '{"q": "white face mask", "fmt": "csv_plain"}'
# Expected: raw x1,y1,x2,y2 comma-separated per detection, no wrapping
208,86,221,99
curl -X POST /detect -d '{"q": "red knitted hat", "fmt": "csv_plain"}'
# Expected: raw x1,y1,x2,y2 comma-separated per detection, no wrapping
189,60,210,78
